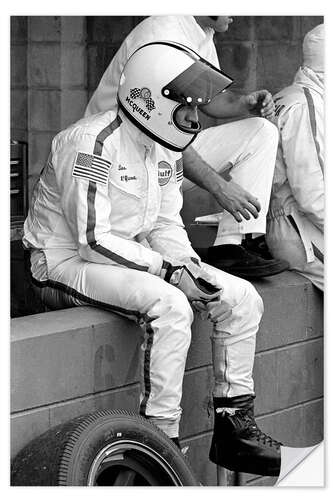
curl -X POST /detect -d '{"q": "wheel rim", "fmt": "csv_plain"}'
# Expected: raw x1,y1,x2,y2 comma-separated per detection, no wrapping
87,439,183,486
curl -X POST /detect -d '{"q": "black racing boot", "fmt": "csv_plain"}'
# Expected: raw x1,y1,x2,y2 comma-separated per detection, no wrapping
209,394,281,476
206,244,289,279
243,235,274,260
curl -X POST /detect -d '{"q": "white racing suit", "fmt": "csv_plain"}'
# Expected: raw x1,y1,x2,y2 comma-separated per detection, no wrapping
23,110,263,438
266,67,324,290
85,15,277,244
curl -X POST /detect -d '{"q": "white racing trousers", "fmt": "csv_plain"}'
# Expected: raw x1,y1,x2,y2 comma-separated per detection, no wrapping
266,206,324,291
32,252,263,438
184,117,278,243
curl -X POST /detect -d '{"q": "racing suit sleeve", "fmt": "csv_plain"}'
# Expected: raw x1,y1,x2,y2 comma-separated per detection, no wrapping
54,134,163,275
279,102,324,231
146,158,201,264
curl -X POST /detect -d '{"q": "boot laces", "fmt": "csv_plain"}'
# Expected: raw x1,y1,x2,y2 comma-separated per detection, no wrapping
239,411,282,448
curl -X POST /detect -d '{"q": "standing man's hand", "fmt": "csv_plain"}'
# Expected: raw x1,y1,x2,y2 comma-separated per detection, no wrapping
182,145,261,223
211,177,261,223
242,90,275,120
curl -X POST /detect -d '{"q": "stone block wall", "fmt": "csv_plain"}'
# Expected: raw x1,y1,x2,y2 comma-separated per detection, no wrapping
86,16,145,96
11,16,88,197
27,16,87,195
11,16,28,144
215,16,323,95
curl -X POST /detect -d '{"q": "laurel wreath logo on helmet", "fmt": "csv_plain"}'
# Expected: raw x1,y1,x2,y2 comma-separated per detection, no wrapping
130,87,156,112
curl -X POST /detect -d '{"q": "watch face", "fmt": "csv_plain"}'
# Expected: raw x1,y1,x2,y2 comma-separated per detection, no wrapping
170,267,183,286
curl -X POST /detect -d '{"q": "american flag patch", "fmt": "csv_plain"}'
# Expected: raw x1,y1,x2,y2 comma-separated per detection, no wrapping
175,158,183,183
72,152,111,185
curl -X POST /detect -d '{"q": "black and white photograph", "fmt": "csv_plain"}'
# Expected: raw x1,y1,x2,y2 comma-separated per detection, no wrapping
8,7,325,489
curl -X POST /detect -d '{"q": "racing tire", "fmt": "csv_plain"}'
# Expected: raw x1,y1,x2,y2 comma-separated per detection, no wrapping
11,409,199,486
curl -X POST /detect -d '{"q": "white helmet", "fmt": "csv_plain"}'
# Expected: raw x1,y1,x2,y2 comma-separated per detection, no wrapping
117,41,233,152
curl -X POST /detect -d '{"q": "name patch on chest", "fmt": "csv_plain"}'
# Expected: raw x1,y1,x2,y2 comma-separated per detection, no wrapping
158,161,173,186
120,175,137,182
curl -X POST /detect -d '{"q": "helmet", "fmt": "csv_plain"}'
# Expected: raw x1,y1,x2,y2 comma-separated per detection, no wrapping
117,41,233,152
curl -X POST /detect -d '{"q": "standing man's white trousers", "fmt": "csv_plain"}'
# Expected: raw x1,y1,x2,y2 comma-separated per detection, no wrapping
266,207,324,291
183,117,278,244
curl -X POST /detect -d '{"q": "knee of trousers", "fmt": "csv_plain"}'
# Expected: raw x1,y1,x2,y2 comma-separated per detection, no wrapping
214,281,264,345
150,287,193,343
164,286,194,320
252,116,279,145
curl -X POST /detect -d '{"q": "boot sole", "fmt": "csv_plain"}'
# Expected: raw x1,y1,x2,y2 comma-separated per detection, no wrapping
211,263,289,279
209,449,280,477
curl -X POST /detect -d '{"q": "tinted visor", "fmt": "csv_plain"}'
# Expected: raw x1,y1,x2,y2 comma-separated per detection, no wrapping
162,59,233,106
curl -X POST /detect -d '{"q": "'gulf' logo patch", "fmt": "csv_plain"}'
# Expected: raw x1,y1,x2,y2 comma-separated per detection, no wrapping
158,161,172,186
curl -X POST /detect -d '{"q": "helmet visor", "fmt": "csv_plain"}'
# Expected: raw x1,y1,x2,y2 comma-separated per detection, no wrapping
162,59,233,106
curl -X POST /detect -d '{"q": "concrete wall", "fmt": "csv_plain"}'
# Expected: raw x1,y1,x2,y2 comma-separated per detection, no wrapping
11,271,323,486
215,16,324,95
11,17,28,144
11,16,88,196
10,15,323,201
86,16,145,101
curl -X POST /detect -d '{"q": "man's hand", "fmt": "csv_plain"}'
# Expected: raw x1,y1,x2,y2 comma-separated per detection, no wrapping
242,90,275,120
206,298,232,324
169,260,233,323
211,177,261,223
192,296,232,324
161,258,222,303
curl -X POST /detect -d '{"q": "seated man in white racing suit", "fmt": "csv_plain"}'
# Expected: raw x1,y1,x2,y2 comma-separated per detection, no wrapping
23,42,281,476
267,24,324,291
85,15,288,280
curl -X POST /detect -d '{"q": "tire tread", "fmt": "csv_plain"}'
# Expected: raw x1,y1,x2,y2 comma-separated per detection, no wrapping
11,409,197,486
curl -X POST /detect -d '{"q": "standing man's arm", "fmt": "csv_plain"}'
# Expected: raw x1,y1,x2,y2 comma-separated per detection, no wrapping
180,89,274,222
182,146,261,222
201,89,275,120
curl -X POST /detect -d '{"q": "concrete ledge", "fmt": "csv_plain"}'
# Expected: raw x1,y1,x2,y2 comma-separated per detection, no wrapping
11,308,142,411
11,384,141,459
10,271,323,485
253,271,323,352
